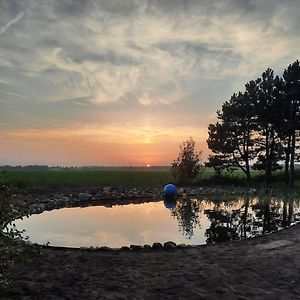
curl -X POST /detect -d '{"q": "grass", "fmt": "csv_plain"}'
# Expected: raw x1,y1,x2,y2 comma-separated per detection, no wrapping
194,168,262,186
2,167,300,191
2,169,173,190
194,168,300,189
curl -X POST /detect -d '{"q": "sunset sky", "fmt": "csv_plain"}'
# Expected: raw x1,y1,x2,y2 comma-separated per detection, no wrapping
0,0,299,166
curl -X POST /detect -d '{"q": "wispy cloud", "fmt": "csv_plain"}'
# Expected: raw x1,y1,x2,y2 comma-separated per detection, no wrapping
0,11,24,35
0,0,299,164
1,1,299,109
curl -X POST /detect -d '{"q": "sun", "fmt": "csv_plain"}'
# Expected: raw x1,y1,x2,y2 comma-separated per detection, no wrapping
146,164,151,168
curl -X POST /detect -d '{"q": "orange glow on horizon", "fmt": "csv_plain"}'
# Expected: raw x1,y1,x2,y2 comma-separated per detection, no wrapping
1,124,211,166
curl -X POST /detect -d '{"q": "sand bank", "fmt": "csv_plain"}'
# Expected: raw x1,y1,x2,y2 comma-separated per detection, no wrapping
3,223,300,299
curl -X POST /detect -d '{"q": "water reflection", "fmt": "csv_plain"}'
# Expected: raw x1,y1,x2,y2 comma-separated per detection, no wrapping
170,198,201,239
168,191,300,244
164,198,177,209
14,192,300,247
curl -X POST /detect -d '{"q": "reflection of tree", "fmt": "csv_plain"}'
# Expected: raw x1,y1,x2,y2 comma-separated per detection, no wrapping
205,207,241,244
255,191,286,234
204,191,300,244
281,192,294,228
171,198,200,239
168,191,299,244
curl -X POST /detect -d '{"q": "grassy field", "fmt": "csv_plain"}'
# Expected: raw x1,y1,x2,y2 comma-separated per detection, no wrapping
2,167,300,191
2,169,173,190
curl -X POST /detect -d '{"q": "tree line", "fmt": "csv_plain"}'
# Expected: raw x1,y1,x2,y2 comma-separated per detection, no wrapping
206,60,300,187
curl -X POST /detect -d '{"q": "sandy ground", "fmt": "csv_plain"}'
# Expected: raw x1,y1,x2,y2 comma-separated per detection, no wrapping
2,224,300,300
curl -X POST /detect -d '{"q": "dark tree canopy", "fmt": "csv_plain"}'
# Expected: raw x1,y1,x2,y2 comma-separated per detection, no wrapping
281,60,300,187
207,91,256,180
207,60,300,187
251,69,284,185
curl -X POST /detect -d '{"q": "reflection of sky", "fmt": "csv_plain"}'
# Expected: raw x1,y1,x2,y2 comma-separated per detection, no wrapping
14,197,300,247
15,201,210,247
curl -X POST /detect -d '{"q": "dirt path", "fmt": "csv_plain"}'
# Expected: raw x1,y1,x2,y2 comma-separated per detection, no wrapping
3,224,300,299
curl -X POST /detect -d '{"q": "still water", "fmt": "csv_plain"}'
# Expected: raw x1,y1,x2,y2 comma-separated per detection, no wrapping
15,194,300,248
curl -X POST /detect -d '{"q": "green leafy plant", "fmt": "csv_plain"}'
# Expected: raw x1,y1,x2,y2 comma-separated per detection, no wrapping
0,179,29,289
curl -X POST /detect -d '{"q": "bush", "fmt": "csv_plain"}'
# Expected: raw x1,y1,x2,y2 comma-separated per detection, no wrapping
171,138,202,183
0,180,29,289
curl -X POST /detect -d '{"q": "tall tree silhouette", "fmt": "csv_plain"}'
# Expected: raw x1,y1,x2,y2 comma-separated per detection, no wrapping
281,60,300,187
207,62,300,186
252,69,284,185
207,91,256,181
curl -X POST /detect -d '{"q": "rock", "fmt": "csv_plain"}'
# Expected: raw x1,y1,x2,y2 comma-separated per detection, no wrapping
120,246,131,251
164,241,177,249
103,187,111,193
143,244,152,249
39,204,45,211
80,246,89,250
78,193,92,201
130,245,143,250
177,244,187,249
152,242,163,249
99,246,113,251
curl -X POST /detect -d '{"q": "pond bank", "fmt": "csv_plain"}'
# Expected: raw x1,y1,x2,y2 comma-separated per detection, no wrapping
3,223,300,299
24,186,249,214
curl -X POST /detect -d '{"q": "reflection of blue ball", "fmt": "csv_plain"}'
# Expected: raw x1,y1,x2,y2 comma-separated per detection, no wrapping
163,184,177,198
164,198,177,209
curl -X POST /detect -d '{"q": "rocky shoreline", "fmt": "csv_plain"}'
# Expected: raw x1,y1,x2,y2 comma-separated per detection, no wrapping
24,186,248,215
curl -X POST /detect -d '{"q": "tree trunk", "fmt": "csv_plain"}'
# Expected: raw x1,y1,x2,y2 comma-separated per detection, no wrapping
284,133,291,186
245,150,251,182
265,128,274,187
245,129,251,182
288,130,296,188
264,129,271,186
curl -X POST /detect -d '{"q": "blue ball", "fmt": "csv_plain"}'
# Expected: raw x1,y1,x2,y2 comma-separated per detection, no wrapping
163,184,177,198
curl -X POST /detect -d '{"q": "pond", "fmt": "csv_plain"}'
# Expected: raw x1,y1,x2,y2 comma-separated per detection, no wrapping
14,193,300,248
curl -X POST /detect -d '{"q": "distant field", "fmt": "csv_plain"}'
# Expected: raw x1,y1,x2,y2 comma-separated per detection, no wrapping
2,169,173,190
2,167,300,191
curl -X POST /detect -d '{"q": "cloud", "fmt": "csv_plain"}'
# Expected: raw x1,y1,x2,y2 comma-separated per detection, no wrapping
0,0,299,165
0,11,24,35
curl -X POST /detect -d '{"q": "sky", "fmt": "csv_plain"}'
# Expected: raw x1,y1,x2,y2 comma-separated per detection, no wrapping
0,0,299,166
